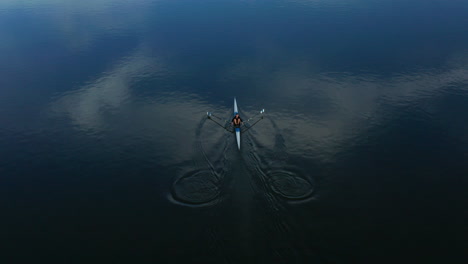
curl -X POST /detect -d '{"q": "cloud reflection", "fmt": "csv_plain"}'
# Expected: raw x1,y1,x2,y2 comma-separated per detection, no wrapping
52,43,468,165
51,46,224,165
223,55,468,161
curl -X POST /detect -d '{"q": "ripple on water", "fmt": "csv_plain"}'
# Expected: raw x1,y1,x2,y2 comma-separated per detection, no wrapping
171,170,222,205
268,170,314,200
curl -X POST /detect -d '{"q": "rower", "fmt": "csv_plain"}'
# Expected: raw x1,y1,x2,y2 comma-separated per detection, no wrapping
231,114,243,128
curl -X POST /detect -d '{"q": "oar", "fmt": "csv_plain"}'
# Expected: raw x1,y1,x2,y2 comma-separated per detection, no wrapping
207,112,234,133
242,117,263,133
246,109,265,122
242,109,265,133
207,112,225,121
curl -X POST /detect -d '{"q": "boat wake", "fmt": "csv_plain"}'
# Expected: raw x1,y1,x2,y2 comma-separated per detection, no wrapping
168,114,321,261
170,114,316,207
170,117,229,206
245,118,316,202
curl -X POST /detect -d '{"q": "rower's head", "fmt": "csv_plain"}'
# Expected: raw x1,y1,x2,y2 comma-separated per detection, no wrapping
235,114,239,118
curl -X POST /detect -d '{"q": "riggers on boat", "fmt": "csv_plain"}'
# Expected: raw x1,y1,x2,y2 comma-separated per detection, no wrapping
207,97,264,150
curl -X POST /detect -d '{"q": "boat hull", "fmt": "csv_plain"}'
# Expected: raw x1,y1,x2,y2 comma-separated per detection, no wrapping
234,98,240,150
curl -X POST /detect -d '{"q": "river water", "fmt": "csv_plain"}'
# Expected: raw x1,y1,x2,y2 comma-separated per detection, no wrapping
1,0,467,263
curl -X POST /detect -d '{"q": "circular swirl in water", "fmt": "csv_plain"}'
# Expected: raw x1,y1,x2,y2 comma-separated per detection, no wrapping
172,170,222,205
268,170,314,200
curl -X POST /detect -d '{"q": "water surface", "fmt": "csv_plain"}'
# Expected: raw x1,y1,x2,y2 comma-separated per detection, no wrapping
1,0,467,263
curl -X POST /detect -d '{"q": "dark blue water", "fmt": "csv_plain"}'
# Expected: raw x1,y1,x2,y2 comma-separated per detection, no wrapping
1,0,467,263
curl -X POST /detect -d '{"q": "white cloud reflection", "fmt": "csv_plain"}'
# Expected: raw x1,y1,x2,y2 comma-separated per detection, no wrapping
52,43,468,164
223,54,468,160
51,46,222,165
52,47,158,129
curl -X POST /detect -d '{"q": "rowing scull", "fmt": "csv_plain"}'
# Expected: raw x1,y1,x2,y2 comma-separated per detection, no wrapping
206,98,264,150
233,97,241,150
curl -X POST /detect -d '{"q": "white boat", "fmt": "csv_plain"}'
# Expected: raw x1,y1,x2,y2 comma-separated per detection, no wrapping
207,97,264,150
233,97,241,150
